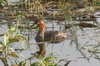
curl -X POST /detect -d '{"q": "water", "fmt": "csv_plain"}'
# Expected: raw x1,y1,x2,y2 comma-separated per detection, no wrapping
18,20,100,66
43,21,100,66
0,16,100,66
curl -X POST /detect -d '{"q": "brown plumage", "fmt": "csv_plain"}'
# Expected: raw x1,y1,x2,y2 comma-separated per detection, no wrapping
35,21,67,57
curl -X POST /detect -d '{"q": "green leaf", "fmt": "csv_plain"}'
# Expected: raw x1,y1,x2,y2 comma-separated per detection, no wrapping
4,34,9,45
44,56,55,62
8,27,16,34
0,34,4,36
19,61,26,66
16,34,30,46
48,63,58,66
30,62,39,66
16,34,28,42
58,59,65,63
9,37,19,43
27,55,35,60
0,44,3,49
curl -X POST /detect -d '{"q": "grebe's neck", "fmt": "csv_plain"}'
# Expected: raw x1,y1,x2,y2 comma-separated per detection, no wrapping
37,28,44,34
37,27,45,40
37,21,46,40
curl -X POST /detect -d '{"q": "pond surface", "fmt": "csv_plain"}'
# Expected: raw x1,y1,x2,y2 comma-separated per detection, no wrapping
0,16,100,66
34,18,100,66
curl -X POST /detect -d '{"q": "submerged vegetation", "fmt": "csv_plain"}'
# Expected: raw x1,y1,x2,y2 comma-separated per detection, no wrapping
0,0,100,66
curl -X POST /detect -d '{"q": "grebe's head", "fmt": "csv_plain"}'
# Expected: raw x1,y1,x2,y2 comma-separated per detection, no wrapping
38,21,46,30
